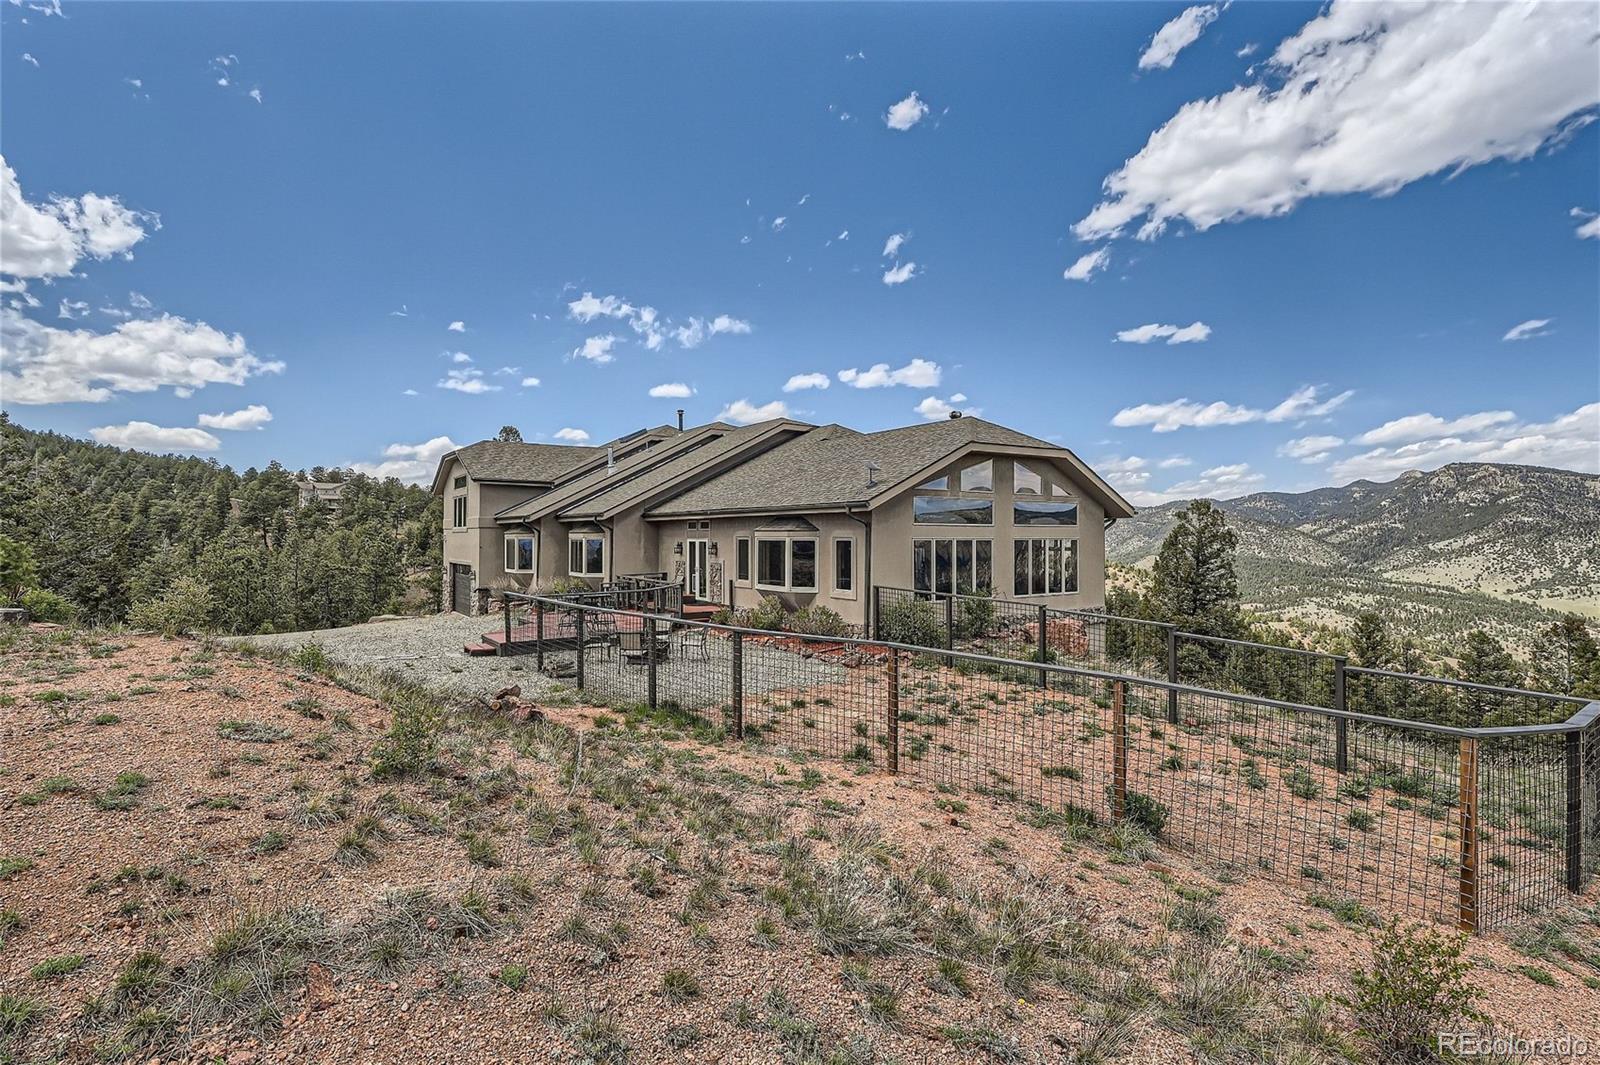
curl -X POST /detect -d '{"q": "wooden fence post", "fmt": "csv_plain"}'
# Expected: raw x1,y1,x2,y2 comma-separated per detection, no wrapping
886,649,901,774
1457,737,1479,933
731,631,745,741
1111,680,1127,823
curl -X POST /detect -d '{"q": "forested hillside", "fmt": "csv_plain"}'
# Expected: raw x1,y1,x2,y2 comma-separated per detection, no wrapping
0,415,440,633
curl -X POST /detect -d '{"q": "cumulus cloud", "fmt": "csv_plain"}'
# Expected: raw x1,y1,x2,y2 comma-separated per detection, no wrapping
568,292,633,322
436,367,500,394
1112,384,1352,432
915,393,979,421
1502,318,1553,341
1115,321,1211,344
1063,246,1110,282
198,404,272,431
1356,411,1515,446
572,334,620,364
521,376,541,388
1,156,158,280
447,320,465,332
1277,434,1344,463
1138,4,1220,71
648,382,694,399
0,309,283,404
1075,1,1600,243
881,261,919,285
445,350,472,364
57,298,88,320
90,421,221,453
1330,402,1599,482
783,372,830,392
884,91,930,131
882,233,907,258
1575,208,1600,239
717,398,790,425
838,359,941,389
566,291,749,352
554,428,591,443
350,435,460,483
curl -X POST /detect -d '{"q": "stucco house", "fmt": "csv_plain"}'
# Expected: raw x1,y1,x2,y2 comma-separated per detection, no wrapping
430,412,1135,627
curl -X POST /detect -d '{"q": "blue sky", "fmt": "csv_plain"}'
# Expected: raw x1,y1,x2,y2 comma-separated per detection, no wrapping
2,0,1596,500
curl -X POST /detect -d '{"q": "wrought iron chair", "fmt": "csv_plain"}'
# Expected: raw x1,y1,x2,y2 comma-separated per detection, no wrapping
675,626,710,662
618,629,649,667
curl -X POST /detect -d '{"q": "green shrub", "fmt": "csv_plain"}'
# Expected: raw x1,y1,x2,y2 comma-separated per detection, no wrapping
952,593,998,640
370,686,444,780
19,587,77,623
746,595,789,633
128,576,214,635
1113,788,1169,836
878,597,944,648
788,604,850,637
1348,921,1482,1063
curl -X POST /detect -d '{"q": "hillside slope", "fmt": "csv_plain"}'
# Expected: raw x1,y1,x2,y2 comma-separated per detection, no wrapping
1107,463,1600,643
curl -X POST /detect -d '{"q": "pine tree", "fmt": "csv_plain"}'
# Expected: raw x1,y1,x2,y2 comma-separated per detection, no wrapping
1348,611,1392,669
1147,500,1241,638
497,425,523,443
1528,615,1600,699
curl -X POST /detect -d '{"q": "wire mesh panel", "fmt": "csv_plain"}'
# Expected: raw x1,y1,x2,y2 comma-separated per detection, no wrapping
515,594,1596,932
1173,633,1338,709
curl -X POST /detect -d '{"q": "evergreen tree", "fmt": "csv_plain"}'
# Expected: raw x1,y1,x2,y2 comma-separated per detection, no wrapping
1349,611,1392,669
497,425,523,443
1528,615,1600,699
1146,500,1241,638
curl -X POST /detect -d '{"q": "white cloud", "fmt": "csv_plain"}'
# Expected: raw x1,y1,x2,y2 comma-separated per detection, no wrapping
520,376,541,388
21,52,38,67
447,320,465,332
717,398,790,425
709,314,750,336
881,261,919,285
198,404,272,431
128,291,152,310
783,372,830,392
884,91,930,131
1075,1,1600,243
1277,434,1344,463
1063,246,1110,282
248,88,263,104
1502,318,1553,341
90,421,221,453
1115,321,1211,344
838,358,941,389
771,216,787,232
566,291,749,351
1577,216,1600,239
1356,410,1516,446
1158,455,1193,468
553,428,591,443
0,309,282,404
493,366,520,376
437,367,500,394
1138,4,1220,71
1113,385,1351,432
57,298,88,320
915,394,980,421
351,435,460,483
674,314,751,349
882,233,907,258
567,292,634,322
835,229,850,242
1098,456,1151,488
649,382,694,399
1330,403,1600,481
1236,43,1259,58
1,156,157,280
572,334,620,364
446,350,472,364
402,388,419,396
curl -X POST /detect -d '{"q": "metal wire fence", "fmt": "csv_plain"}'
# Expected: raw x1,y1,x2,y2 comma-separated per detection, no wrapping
507,594,1599,932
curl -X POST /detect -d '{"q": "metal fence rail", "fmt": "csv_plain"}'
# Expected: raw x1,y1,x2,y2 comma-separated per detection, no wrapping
512,594,1599,933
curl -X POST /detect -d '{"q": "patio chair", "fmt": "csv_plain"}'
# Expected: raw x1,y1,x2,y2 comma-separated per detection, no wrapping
586,611,617,659
618,630,649,667
675,627,710,662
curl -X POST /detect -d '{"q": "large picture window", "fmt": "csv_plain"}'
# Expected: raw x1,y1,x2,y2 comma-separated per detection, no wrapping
504,534,536,573
1014,501,1078,526
1012,538,1077,596
756,537,817,591
913,495,993,525
913,538,992,596
568,535,605,577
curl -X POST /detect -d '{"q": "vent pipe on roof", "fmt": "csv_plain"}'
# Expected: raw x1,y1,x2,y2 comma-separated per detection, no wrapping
949,410,962,420
606,446,615,474
676,409,685,431
866,461,880,488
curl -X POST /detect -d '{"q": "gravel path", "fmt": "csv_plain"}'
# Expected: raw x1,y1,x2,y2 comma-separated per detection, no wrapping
230,614,571,700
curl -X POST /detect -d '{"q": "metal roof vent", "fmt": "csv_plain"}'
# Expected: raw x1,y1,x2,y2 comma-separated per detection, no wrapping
866,461,881,488
606,446,615,474
949,410,963,420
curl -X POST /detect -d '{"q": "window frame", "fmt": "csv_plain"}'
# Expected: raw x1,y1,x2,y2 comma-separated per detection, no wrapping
567,534,605,577
912,494,994,526
451,495,467,529
503,533,537,574
1011,537,1079,597
913,537,993,596
754,535,819,593
832,536,855,598
735,537,752,585
1013,500,1079,527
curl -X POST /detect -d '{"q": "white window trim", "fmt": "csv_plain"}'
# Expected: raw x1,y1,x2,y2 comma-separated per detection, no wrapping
754,535,818,592
451,495,467,529
504,533,537,574
831,535,856,600
567,533,606,578
735,536,752,587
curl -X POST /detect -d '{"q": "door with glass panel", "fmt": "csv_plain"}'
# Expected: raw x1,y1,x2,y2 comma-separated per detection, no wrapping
685,539,709,599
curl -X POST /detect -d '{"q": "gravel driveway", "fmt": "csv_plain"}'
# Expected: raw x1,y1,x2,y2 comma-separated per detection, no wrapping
231,614,572,700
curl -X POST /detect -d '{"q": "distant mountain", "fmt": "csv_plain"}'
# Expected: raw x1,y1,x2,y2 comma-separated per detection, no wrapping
1107,463,1600,647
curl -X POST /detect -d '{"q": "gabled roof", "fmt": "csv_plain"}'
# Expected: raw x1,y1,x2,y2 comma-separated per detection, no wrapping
646,416,1136,519
428,425,682,495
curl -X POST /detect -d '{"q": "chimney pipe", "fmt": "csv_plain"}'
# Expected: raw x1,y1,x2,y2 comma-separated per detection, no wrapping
606,445,615,473
676,409,685,431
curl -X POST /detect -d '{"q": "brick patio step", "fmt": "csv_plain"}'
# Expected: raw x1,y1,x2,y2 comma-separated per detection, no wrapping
462,642,497,656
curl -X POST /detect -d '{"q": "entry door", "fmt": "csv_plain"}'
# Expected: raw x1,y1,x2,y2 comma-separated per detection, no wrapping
450,564,472,615
685,539,709,599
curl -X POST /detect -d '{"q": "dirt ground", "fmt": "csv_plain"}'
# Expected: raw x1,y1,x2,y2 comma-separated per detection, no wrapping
3,625,1599,1064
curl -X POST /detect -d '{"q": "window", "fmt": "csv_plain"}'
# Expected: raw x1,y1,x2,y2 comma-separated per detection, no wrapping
833,538,854,594
1013,462,1044,495
1014,500,1078,526
452,495,467,528
913,538,992,595
736,538,751,583
958,460,993,492
453,475,467,489
917,474,950,490
568,535,605,576
913,495,993,525
756,538,818,591
1012,538,1077,596
504,534,536,573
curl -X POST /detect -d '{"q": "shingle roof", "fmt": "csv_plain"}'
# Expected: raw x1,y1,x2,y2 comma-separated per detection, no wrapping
647,416,1135,518
446,440,602,486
